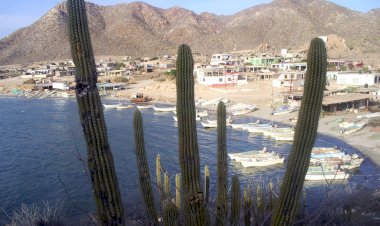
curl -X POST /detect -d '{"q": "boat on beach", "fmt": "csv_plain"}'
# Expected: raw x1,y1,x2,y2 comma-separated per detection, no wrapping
339,121,367,134
135,104,153,109
272,105,298,115
103,103,121,109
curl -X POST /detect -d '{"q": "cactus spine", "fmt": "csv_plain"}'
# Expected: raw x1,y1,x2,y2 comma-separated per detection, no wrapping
230,175,241,226
216,101,228,225
176,44,208,225
133,110,158,225
204,165,210,204
271,38,327,225
66,0,124,224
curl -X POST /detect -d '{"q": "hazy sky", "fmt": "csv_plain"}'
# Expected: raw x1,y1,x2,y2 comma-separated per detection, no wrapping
0,0,379,38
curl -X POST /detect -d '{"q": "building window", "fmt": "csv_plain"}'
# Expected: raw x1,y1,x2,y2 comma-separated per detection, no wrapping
219,78,223,82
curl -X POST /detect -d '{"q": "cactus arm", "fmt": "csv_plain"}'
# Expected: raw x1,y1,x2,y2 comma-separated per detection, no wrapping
176,44,208,225
216,101,228,225
204,165,210,204
271,38,327,225
67,0,124,224
133,110,158,224
230,175,241,226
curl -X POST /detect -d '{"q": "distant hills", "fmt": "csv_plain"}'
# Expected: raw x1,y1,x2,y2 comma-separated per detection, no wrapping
0,0,379,65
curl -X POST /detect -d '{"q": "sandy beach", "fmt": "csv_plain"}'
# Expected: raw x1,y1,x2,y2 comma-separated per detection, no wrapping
1,76,379,167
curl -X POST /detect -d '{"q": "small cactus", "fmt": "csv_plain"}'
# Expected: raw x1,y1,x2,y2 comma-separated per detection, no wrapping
230,175,241,226
133,110,158,225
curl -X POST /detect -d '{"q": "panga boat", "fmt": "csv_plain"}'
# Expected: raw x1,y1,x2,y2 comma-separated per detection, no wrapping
135,104,153,109
339,121,367,134
103,103,121,109
305,166,349,181
272,105,298,115
130,93,153,103
228,148,277,162
116,104,134,109
240,157,285,168
153,105,176,112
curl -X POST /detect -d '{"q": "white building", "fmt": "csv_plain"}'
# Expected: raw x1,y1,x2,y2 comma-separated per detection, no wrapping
196,67,247,87
272,72,305,90
271,62,307,71
210,53,239,66
336,73,380,87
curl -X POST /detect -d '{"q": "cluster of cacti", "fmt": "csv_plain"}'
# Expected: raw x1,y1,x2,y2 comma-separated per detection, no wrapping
133,110,158,225
67,1,328,223
66,0,124,224
271,37,327,225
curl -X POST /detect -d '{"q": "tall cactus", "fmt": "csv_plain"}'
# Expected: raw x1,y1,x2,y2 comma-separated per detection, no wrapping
216,101,228,225
271,38,327,225
66,0,124,224
230,175,241,226
133,110,158,225
176,44,208,225
204,165,210,204
244,188,252,226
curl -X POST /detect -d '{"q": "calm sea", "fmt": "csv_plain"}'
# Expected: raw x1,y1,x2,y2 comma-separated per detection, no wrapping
0,96,379,224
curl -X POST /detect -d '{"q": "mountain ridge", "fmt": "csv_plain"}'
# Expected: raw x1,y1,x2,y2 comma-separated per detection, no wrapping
0,0,379,65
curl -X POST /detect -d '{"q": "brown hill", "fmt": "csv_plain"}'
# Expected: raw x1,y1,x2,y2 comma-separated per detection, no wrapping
0,0,379,65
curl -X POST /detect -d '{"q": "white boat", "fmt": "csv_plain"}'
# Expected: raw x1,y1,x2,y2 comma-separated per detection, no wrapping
206,115,233,125
135,104,153,109
239,156,285,168
272,105,298,115
310,153,364,170
173,116,178,122
357,112,380,119
116,104,134,109
310,147,345,159
200,97,223,107
153,105,176,112
228,103,257,116
231,122,272,131
103,103,121,109
228,148,276,162
305,166,349,181
339,121,366,134
196,110,208,117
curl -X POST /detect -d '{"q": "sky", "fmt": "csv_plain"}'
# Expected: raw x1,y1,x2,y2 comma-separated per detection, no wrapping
0,0,379,39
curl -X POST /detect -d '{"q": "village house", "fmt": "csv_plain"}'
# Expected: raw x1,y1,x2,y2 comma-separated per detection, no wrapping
271,62,307,71
272,71,305,90
195,66,247,87
336,72,380,87
246,55,280,67
210,53,240,66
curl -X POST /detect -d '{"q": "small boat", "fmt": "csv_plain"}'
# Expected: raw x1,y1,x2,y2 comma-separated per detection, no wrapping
310,153,364,170
228,148,276,162
103,103,120,109
116,104,134,109
135,104,153,109
339,121,367,134
130,93,153,103
305,166,349,181
153,105,176,112
272,105,298,115
206,116,233,124
228,103,257,116
240,157,285,168
196,110,208,117
310,147,345,159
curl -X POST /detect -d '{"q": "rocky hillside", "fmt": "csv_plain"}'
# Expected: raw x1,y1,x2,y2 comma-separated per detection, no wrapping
0,0,379,65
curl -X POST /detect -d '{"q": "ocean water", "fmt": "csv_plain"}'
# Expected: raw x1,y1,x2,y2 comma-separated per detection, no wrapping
0,96,379,224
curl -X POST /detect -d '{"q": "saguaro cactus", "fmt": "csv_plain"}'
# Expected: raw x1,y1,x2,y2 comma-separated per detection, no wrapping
133,110,158,225
216,101,228,225
67,0,124,224
243,188,252,226
176,44,208,225
271,38,327,225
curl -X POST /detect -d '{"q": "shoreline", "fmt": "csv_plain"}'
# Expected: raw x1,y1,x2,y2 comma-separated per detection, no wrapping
1,78,379,168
